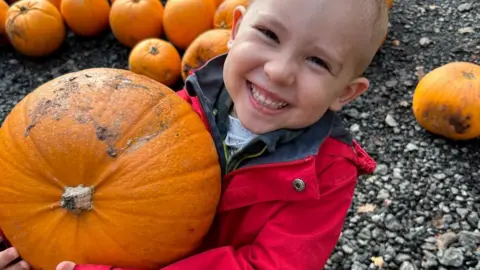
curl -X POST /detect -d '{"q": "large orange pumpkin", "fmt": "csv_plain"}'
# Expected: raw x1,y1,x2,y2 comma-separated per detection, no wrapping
5,0,65,57
109,0,164,48
0,68,222,270
412,62,480,140
129,38,182,87
181,28,231,80
60,0,110,37
163,0,216,50
213,0,248,29
0,0,8,45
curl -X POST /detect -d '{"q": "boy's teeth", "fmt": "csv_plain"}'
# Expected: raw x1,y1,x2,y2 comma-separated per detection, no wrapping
249,83,288,110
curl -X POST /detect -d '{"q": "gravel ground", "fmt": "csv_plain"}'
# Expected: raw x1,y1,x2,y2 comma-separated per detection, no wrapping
1,0,479,269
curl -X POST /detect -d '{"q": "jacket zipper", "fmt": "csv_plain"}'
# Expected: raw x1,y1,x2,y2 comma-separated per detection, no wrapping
223,138,271,173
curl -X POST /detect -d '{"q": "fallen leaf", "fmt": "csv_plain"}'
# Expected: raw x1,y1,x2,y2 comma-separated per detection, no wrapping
371,256,385,268
458,27,474,34
415,66,425,80
357,203,377,213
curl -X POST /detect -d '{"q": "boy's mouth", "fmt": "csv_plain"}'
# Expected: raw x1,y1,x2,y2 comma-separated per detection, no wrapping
248,81,289,110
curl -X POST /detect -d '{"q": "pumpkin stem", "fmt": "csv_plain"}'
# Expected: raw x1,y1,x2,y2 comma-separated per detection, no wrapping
149,46,159,55
60,184,94,214
19,6,29,13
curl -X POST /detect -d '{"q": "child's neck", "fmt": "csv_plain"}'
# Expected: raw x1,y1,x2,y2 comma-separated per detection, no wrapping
229,106,238,118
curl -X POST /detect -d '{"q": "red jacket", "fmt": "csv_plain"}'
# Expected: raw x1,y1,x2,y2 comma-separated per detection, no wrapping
1,55,376,270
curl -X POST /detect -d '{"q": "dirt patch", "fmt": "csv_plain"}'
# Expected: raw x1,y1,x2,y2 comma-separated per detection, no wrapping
448,113,471,134
102,74,150,91
23,71,169,157
24,77,81,137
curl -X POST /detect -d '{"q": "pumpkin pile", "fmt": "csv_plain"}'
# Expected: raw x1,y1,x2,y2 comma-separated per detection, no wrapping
0,0,247,87
0,68,222,270
412,61,480,140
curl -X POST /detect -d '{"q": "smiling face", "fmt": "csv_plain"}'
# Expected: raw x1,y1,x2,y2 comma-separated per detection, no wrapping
223,0,388,134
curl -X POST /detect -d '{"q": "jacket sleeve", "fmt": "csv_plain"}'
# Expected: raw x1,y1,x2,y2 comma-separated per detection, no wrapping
74,159,358,270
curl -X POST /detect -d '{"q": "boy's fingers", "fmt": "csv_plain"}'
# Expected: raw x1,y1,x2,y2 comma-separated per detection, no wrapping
4,260,30,270
56,261,76,270
0,247,20,269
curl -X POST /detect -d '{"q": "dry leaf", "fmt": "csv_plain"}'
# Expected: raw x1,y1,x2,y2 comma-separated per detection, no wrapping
371,256,385,268
458,27,474,34
415,66,425,80
357,203,376,213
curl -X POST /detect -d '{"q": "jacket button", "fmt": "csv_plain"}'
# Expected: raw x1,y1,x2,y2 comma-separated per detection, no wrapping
292,178,306,192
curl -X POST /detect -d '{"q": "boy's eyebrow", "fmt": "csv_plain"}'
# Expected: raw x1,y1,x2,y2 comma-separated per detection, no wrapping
257,12,288,33
312,44,344,75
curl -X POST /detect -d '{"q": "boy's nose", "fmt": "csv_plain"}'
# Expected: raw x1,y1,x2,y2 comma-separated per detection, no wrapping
263,58,296,86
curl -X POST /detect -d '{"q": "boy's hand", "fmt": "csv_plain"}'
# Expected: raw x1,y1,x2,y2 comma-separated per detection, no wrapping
56,261,76,270
0,247,29,269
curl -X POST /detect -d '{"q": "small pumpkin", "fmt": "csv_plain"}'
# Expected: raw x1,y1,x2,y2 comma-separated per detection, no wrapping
5,0,66,57
128,38,182,86
386,0,393,9
181,28,231,80
49,0,61,9
5,0,61,8
0,68,222,270
213,0,248,29
109,0,164,48
60,0,110,37
163,0,216,50
412,61,480,140
0,0,8,45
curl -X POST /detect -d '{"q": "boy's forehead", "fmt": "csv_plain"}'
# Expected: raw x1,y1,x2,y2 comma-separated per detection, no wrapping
249,0,367,48
249,0,367,35
246,0,378,73
251,0,359,17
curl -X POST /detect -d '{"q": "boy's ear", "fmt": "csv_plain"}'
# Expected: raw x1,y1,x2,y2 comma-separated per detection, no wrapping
228,6,246,49
329,77,370,111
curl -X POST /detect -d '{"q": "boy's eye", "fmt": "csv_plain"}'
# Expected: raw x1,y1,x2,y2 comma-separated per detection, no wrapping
256,27,279,43
307,56,330,71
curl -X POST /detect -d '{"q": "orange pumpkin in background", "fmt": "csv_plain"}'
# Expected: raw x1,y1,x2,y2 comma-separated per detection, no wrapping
4,0,60,8
163,0,216,50
0,68,222,270
60,0,110,37
386,0,394,9
129,38,182,86
109,0,164,48
214,0,248,29
48,0,61,9
5,0,66,56
412,62,480,140
0,0,8,45
181,29,231,80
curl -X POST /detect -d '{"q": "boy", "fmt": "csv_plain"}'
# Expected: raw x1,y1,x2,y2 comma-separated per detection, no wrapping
0,0,387,269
